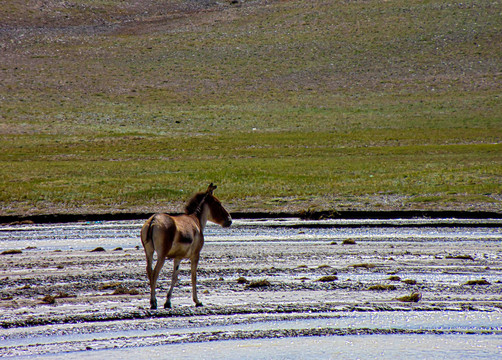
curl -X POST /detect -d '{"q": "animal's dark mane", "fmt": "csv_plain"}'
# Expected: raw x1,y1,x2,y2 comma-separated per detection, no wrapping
185,192,207,215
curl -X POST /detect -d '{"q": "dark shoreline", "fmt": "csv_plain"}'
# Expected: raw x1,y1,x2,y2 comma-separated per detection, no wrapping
1,210,501,226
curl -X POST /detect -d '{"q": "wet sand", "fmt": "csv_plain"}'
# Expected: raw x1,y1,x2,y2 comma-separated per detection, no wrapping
1,218,501,358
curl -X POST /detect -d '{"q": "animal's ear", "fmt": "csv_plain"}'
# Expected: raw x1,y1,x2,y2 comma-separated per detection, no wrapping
207,183,217,194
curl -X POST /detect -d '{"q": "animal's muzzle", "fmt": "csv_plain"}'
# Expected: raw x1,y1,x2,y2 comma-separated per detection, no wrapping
223,218,232,227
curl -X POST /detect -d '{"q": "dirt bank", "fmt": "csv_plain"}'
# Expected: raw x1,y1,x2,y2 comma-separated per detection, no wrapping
2,209,501,226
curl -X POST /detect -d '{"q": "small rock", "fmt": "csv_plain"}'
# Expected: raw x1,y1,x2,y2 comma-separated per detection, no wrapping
351,263,376,269
41,295,56,304
316,275,338,282
112,286,139,295
368,284,396,291
446,255,474,261
402,279,417,285
397,292,422,302
55,291,76,299
236,277,249,284
388,276,401,281
245,279,271,289
463,279,491,286
1,249,22,255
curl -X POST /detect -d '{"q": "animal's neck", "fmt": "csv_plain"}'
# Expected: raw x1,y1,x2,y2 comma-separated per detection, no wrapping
191,193,210,231
194,204,209,232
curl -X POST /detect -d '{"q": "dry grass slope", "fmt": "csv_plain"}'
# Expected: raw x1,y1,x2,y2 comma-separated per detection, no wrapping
1,0,500,215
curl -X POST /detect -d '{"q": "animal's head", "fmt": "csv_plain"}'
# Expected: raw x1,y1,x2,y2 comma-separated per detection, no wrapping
206,183,217,195
185,183,232,227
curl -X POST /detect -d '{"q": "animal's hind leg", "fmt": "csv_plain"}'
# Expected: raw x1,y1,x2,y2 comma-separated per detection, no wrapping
149,255,166,310
165,258,182,309
145,257,155,308
142,239,158,310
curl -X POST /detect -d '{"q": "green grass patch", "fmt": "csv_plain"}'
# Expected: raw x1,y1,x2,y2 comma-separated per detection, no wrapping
2,130,498,214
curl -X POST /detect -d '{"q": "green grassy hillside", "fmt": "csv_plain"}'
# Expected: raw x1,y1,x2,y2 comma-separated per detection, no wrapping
1,0,500,215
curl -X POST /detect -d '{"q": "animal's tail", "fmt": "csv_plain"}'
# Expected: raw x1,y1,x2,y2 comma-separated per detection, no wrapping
141,214,156,251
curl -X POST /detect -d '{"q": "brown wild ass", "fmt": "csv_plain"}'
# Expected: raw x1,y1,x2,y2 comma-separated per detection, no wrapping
140,184,232,309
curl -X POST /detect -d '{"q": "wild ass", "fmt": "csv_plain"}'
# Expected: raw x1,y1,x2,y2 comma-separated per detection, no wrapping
140,184,232,309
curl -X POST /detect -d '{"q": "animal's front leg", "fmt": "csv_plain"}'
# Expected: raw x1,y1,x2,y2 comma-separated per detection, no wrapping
191,255,203,307
165,258,182,309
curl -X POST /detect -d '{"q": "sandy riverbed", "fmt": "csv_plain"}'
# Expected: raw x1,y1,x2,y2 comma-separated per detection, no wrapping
1,218,501,358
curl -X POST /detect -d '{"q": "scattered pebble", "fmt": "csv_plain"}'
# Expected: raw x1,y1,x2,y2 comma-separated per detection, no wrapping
446,255,474,261
402,279,417,285
316,275,338,282
40,295,56,304
388,276,401,281
55,291,76,299
397,292,422,302
368,284,396,291
351,263,376,269
463,279,491,286
90,247,106,252
1,249,22,255
100,282,122,290
112,286,139,295
245,279,271,289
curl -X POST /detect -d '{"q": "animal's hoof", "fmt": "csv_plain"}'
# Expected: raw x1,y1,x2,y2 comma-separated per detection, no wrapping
195,302,203,307
150,301,157,310
164,301,172,309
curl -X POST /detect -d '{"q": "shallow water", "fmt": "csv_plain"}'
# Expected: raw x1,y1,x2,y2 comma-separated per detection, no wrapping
4,311,501,345
58,334,502,360
3,311,501,359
